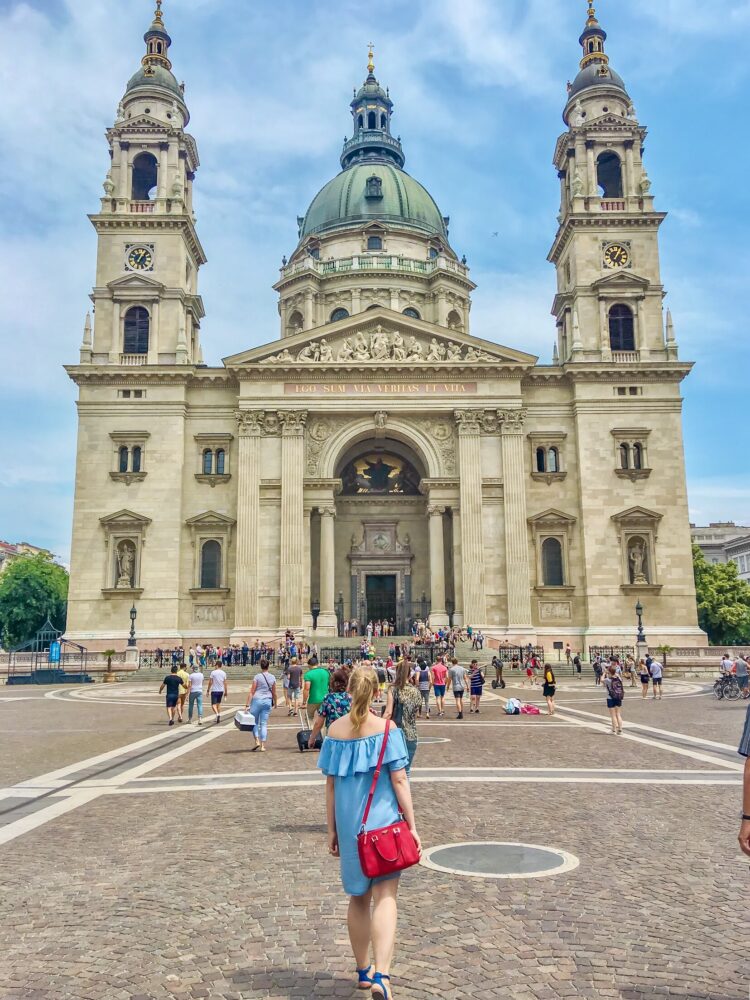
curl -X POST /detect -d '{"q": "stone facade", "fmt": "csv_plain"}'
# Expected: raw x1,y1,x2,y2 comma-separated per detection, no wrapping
64,6,706,650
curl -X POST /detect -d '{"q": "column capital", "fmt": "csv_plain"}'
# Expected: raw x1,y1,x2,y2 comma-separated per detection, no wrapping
454,408,483,436
319,505,336,518
235,409,265,437
428,504,446,517
279,410,308,436
498,409,527,435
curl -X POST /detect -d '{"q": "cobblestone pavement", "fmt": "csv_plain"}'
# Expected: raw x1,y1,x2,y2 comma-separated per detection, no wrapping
0,680,746,999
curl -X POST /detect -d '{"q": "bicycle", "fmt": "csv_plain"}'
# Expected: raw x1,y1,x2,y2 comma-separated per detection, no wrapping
713,674,741,700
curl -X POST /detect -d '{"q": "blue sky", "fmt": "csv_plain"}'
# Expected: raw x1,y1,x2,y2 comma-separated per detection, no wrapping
1,0,749,563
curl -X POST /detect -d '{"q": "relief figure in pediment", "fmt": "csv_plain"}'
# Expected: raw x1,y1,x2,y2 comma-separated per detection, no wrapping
446,342,462,361
318,339,334,362
353,332,371,360
337,338,354,362
427,338,446,361
391,332,406,360
297,341,319,362
406,336,424,361
370,327,390,360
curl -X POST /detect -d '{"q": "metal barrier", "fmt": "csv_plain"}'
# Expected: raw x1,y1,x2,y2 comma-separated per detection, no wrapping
589,646,635,662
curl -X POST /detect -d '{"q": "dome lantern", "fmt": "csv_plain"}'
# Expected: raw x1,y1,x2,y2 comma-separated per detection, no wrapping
142,0,173,74
341,45,404,170
566,1,630,103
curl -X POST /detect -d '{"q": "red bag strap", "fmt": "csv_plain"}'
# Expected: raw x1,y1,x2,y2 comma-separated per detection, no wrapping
360,722,390,832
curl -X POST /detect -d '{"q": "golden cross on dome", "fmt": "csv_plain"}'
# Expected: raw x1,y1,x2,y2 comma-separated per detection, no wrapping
586,1,598,25
154,0,164,23
367,43,375,75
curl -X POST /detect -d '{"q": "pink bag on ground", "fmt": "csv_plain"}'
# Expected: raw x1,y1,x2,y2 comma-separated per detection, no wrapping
520,704,541,715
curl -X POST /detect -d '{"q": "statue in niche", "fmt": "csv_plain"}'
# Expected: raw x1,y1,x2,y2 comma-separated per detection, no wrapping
571,99,585,127
170,174,183,199
572,167,585,198
115,101,125,123
116,541,136,588
391,332,406,360
629,540,648,585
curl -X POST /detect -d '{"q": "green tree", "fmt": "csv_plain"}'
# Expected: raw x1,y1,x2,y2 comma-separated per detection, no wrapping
0,554,69,649
692,544,750,646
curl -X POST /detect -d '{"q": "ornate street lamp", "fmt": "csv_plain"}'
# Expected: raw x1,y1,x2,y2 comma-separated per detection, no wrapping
311,598,320,631
127,604,137,647
635,601,646,645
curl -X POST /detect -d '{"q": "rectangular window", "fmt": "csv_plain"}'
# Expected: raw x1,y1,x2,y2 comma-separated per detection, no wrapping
118,390,131,398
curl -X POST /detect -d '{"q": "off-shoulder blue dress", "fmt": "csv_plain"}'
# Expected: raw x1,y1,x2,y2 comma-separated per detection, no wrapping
317,729,410,896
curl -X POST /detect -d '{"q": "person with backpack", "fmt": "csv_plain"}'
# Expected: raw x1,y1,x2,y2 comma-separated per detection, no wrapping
542,663,557,716
415,659,432,719
573,652,582,679
384,659,422,771
469,660,485,713
604,663,625,735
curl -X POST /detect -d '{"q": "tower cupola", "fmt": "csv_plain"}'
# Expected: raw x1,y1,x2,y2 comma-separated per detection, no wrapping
578,2,608,69
567,1,629,106
341,46,404,169
142,0,172,73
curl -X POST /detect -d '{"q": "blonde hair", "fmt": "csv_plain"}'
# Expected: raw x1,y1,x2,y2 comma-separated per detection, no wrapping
348,666,379,730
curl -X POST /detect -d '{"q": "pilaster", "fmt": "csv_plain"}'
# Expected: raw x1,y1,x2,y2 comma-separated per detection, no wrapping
454,410,487,626
499,409,533,630
428,505,448,627
232,411,263,630
279,410,308,627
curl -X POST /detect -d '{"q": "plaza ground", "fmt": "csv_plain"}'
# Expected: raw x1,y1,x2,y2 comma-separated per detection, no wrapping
0,674,746,999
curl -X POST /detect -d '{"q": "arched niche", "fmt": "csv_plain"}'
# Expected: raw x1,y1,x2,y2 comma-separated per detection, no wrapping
319,419,442,481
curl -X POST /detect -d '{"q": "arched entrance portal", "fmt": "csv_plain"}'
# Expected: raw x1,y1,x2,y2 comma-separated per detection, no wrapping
307,435,457,635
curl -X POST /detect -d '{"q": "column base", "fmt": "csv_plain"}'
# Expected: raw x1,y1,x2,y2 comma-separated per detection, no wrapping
314,612,339,637
429,611,449,629
124,646,139,667
451,612,464,628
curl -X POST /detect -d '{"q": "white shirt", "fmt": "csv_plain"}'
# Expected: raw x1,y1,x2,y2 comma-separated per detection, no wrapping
189,671,204,693
209,668,227,692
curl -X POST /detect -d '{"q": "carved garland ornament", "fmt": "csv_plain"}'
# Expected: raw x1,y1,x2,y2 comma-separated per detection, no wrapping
454,408,527,435
262,325,493,365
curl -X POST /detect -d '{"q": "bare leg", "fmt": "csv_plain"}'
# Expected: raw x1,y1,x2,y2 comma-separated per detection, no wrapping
608,707,617,732
371,878,399,984
347,890,372,973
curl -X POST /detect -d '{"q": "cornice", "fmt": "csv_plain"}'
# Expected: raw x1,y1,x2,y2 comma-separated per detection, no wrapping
89,213,207,266
275,268,476,296
548,212,666,265
233,362,531,381
561,361,693,383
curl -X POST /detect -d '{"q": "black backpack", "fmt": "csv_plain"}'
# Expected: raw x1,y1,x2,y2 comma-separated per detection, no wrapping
610,676,625,701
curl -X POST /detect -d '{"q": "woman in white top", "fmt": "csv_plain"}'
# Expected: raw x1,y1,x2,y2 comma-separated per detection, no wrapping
244,658,277,751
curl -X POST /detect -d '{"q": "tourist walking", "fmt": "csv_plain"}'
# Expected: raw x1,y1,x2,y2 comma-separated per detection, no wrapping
308,669,352,748
302,658,330,718
385,659,422,771
737,655,750,699
469,659,485,713
448,658,469,719
542,663,556,716
638,659,651,699
416,659,432,718
317,666,421,999
491,655,505,689
287,656,303,715
649,658,664,699
207,662,229,724
593,658,604,686
159,665,185,726
604,663,624,734
187,664,205,724
431,658,448,717
245,658,277,752
573,651,582,679
176,661,190,722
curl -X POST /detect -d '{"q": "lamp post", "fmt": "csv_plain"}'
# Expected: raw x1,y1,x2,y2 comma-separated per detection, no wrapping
128,604,137,647
311,598,320,632
635,600,648,661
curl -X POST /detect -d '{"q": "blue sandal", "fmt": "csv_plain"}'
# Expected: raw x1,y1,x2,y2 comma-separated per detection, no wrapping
356,965,373,990
371,972,391,998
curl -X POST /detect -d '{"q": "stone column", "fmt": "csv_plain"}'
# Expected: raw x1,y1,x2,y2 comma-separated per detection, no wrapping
499,409,533,630
455,411,487,626
279,410,307,627
117,142,130,201
110,302,121,362
302,507,313,631
586,140,597,198
233,411,263,631
158,142,169,200
452,508,464,627
428,505,448,627
624,140,635,200
147,300,159,365
318,506,338,633
303,290,314,330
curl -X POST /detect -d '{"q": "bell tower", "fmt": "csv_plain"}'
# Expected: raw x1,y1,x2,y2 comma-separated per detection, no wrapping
548,2,678,364
82,0,206,367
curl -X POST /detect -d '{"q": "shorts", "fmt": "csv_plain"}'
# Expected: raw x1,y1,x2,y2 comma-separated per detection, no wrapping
526,669,533,678
289,686,301,701
453,689,465,698
640,674,650,684
433,684,446,697
165,695,179,708
652,677,662,686
607,697,623,709
470,687,483,697
211,691,225,705
543,683,556,698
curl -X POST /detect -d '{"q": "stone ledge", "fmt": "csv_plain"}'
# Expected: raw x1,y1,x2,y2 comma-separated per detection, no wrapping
615,468,652,481
109,472,147,483
620,584,663,595
101,587,144,598
531,472,567,485
188,588,230,597
194,473,232,487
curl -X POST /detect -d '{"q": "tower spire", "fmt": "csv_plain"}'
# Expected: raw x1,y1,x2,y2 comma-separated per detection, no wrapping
142,0,173,74
579,0,609,70
367,43,375,77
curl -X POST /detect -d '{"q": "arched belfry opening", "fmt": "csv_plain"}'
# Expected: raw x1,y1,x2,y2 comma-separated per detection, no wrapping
132,152,158,200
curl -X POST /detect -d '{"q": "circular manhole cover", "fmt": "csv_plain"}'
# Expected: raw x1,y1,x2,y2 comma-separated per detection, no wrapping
420,841,579,880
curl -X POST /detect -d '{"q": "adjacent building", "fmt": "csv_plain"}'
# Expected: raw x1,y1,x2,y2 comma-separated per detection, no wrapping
691,523,750,581
64,2,706,649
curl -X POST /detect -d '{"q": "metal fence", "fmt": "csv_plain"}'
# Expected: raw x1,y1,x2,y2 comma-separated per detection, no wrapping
491,645,545,663
589,646,635,662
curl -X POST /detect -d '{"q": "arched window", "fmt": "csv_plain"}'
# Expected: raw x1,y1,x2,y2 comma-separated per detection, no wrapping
330,307,350,323
368,111,376,129
357,114,364,129
118,446,129,473
609,304,635,352
428,247,439,259
131,152,158,200
548,447,559,473
287,310,304,336
131,446,142,473
536,447,546,473
620,443,631,470
632,443,643,470
156,41,163,54
366,304,383,311
446,309,463,331
123,306,150,354
202,449,213,475
200,540,222,589
215,449,226,475
597,152,623,198
402,307,420,320
542,538,564,587
367,235,383,250
380,113,387,128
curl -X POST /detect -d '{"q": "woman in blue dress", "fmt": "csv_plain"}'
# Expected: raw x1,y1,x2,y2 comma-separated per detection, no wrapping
317,666,421,999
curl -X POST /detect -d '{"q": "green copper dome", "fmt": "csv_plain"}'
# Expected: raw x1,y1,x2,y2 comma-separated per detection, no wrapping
301,162,448,240
125,64,183,99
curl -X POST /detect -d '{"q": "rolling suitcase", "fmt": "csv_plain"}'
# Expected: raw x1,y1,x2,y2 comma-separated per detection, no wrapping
297,708,323,753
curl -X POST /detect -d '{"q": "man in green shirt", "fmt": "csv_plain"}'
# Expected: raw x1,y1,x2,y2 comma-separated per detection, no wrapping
302,660,330,720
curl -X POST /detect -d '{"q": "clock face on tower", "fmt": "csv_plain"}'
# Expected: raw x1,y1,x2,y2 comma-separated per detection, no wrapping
126,245,154,271
603,243,630,269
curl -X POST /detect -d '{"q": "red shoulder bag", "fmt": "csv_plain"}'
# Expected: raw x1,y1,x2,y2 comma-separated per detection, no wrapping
356,722,420,879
